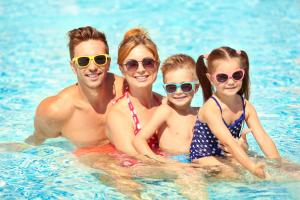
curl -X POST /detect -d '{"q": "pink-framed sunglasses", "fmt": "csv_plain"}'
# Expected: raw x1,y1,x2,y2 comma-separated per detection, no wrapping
212,69,245,83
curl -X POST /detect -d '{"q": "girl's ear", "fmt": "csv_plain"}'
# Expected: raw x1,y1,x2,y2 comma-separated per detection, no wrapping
206,73,214,85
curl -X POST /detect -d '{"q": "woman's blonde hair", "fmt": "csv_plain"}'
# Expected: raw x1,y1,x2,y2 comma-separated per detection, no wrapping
118,28,159,65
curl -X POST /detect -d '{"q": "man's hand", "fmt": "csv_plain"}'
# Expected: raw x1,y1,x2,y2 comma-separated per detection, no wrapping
25,134,45,145
0,142,31,152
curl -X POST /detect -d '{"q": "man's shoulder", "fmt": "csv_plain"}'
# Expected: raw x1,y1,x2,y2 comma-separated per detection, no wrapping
36,85,77,121
106,72,124,83
107,72,124,96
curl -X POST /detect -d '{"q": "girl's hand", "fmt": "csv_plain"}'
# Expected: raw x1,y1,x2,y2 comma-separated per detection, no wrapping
151,154,178,164
238,128,250,152
221,128,251,157
252,162,266,179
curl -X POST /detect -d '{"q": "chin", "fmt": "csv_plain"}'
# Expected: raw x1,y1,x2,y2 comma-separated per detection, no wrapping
85,80,104,89
224,91,239,97
132,80,154,89
170,99,191,107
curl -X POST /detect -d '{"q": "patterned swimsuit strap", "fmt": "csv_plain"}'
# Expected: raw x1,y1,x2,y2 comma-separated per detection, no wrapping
211,95,246,125
241,95,246,115
126,92,161,135
210,96,228,125
125,91,141,134
210,96,223,113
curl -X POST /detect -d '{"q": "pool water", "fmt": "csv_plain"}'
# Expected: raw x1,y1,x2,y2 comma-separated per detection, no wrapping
0,0,299,199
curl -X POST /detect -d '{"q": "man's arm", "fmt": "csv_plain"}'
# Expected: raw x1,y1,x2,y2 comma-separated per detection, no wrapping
25,96,67,145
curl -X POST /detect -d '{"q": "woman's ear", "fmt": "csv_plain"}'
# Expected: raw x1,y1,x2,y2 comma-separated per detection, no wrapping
119,65,125,75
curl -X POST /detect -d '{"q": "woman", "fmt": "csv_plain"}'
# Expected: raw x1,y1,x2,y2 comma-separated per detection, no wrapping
102,28,208,199
106,28,162,156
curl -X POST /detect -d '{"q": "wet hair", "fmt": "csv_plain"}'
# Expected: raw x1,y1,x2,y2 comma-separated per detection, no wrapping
68,26,109,59
161,54,196,83
117,28,159,65
196,46,250,102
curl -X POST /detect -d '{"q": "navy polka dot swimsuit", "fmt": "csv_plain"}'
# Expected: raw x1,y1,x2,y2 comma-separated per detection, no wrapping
190,96,245,161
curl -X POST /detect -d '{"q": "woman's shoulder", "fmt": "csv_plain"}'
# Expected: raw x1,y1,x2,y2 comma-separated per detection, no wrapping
107,97,129,119
153,92,164,103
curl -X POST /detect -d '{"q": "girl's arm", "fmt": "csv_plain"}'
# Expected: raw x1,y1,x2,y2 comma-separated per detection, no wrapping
203,103,265,178
106,108,138,156
133,105,176,163
245,101,280,159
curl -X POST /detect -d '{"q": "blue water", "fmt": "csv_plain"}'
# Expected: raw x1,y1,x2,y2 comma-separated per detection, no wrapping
0,0,299,199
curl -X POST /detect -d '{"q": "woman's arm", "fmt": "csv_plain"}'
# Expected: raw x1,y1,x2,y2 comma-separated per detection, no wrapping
245,101,280,159
106,108,138,156
203,103,266,178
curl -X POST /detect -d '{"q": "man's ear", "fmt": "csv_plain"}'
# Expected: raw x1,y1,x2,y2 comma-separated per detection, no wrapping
70,61,77,74
106,58,111,71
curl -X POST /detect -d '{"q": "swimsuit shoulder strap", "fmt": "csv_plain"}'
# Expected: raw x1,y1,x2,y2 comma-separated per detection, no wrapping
125,92,141,134
112,86,129,105
210,96,223,113
211,96,229,126
241,95,246,114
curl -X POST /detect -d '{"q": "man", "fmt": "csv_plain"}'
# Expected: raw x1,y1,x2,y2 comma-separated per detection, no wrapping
26,26,124,150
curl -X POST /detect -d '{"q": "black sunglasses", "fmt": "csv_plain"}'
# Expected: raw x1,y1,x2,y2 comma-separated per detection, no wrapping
72,54,110,68
123,58,157,72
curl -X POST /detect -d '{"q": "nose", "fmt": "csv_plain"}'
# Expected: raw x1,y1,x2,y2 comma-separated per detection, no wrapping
173,86,183,94
227,77,235,84
136,62,146,73
87,59,98,71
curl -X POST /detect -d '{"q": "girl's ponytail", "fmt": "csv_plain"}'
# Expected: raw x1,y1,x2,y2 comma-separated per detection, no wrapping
196,55,213,102
239,50,250,100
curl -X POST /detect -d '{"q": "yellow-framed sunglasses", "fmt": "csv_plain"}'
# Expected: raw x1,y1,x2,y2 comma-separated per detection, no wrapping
72,54,110,68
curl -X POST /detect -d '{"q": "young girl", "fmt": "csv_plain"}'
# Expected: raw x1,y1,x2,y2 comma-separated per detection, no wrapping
190,46,280,178
133,54,199,163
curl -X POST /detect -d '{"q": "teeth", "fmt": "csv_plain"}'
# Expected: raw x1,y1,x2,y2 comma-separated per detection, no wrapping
135,76,148,81
87,73,99,78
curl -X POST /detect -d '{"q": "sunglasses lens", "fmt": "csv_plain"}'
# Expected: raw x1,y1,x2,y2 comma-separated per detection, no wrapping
165,84,177,93
181,83,193,93
142,58,155,70
77,57,90,67
216,74,228,83
94,55,107,65
125,60,139,72
232,70,244,81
